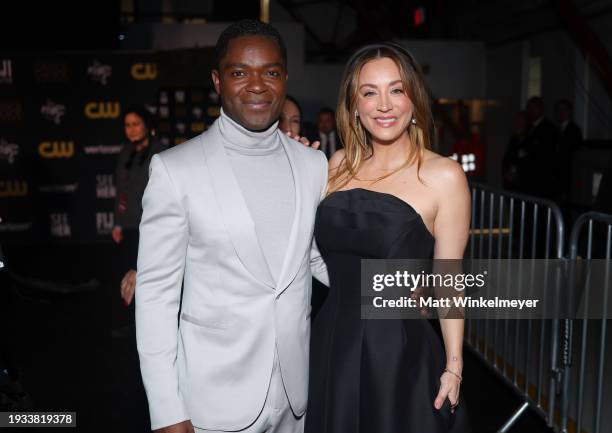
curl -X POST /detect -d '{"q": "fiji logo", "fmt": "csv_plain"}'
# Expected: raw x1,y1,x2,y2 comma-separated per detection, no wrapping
88,59,112,85
96,212,114,234
41,99,66,125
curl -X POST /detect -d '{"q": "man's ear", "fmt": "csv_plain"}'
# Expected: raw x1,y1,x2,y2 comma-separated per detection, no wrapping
211,69,221,95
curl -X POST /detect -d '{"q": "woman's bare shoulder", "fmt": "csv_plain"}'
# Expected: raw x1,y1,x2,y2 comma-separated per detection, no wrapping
329,148,346,172
420,149,468,191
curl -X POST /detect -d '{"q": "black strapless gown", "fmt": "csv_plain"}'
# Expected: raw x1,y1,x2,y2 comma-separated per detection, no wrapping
306,188,470,433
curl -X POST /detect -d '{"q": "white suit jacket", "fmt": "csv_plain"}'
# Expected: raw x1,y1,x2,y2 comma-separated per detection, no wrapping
135,119,329,431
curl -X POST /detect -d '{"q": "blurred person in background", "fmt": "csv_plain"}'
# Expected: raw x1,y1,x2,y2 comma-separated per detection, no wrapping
554,99,582,203
502,111,530,192
279,95,302,137
316,107,341,159
524,96,558,198
112,106,165,335
280,95,321,149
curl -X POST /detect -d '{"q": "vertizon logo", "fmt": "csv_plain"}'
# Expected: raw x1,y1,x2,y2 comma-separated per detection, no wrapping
0,138,19,164
38,141,75,158
131,63,157,80
50,213,71,237
96,174,116,198
39,183,78,193
41,99,66,125
0,221,31,232
0,180,28,197
0,59,13,84
96,212,114,235
85,102,120,119
83,144,121,155
88,59,112,85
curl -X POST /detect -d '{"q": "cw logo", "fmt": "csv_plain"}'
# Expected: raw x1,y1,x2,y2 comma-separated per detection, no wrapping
131,63,158,80
38,141,74,158
85,102,120,119
0,180,28,197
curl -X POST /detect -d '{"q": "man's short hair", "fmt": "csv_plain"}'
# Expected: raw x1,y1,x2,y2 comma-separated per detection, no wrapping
527,96,544,109
319,107,335,117
215,19,287,69
556,99,573,112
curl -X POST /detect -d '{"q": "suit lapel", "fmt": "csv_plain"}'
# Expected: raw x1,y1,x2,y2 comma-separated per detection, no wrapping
200,127,276,290
276,137,307,293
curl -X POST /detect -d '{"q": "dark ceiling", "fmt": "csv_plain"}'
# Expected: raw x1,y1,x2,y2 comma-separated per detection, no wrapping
1,0,610,55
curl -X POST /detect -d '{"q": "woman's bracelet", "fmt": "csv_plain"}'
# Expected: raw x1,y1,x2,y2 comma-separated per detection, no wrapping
444,368,463,383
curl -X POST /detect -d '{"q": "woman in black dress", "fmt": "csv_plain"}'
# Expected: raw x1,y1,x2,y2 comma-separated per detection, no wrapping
306,44,471,432
111,106,165,335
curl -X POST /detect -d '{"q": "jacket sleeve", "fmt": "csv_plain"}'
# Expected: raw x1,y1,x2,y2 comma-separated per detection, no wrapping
135,154,190,430
310,152,329,287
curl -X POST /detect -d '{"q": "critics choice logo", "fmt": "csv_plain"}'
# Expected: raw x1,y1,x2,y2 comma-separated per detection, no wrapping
50,213,71,237
0,138,19,164
84,102,120,119
38,141,75,158
88,59,112,85
96,174,116,198
41,99,66,125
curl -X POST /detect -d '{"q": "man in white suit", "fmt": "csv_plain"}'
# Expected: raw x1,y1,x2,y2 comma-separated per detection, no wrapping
136,20,328,433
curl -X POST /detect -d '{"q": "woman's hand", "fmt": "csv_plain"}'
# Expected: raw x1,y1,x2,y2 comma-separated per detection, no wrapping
112,226,123,244
285,131,321,150
434,369,462,414
120,269,137,306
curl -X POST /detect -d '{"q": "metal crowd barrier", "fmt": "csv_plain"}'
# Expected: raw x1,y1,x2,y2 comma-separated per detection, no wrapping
467,182,565,432
562,212,612,433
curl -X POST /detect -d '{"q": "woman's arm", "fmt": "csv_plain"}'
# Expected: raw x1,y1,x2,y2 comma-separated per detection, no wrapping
430,157,471,411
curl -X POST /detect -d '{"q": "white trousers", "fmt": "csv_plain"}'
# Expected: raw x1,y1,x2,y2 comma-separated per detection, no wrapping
195,350,304,433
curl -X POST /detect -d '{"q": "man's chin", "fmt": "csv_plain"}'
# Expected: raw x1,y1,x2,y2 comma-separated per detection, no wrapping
241,117,277,132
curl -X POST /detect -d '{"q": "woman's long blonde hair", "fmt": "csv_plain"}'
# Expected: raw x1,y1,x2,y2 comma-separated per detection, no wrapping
329,43,433,192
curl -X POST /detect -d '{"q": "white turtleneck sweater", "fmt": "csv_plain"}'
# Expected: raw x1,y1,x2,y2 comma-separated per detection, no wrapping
218,109,295,283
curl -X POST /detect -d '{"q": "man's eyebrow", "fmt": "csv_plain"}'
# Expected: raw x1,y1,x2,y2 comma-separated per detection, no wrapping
224,63,249,69
224,62,285,69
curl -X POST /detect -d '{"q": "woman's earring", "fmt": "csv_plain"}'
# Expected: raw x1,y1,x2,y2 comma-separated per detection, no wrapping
354,110,359,123
411,117,417,125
